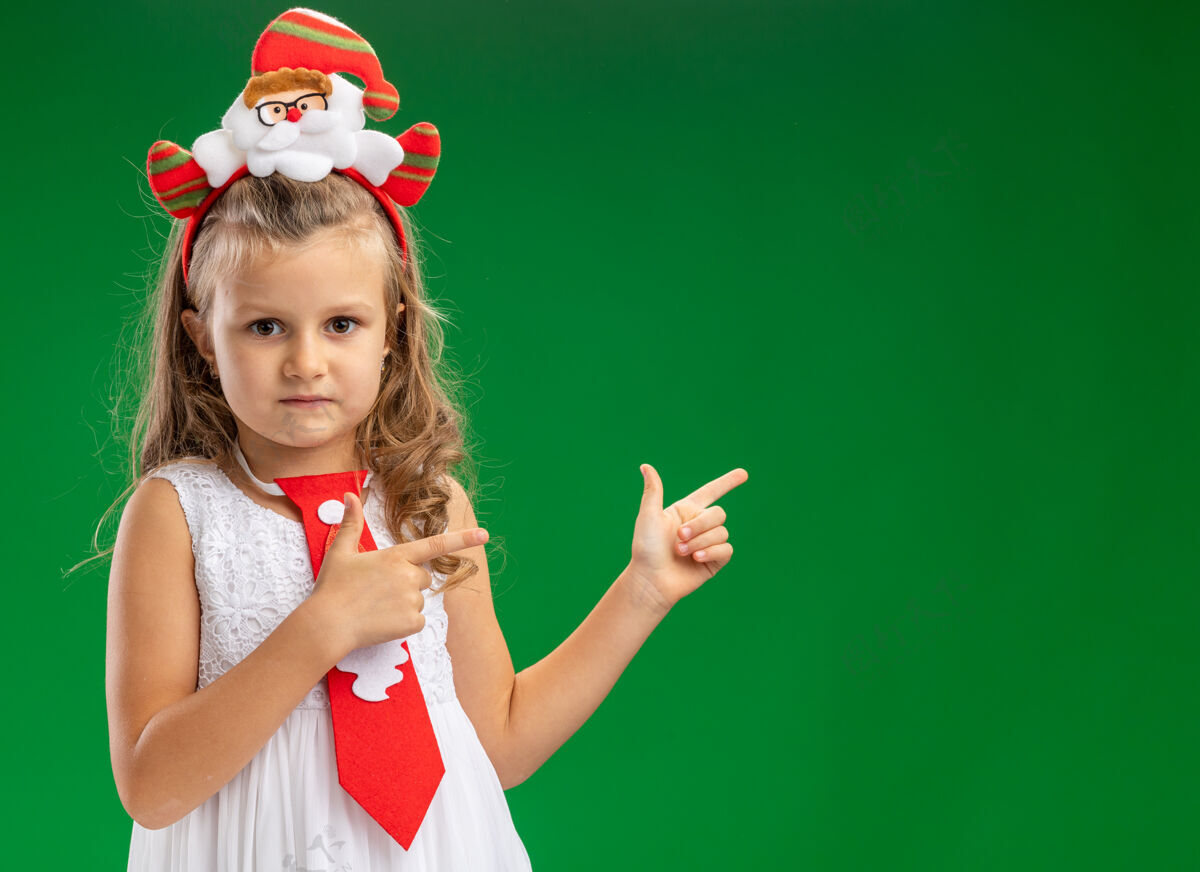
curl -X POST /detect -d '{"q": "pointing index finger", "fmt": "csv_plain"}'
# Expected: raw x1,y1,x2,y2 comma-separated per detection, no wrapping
681,467,749,509
402,527,489,565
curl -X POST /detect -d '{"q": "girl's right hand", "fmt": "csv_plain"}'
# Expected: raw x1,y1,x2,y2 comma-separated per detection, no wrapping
309,491,489,654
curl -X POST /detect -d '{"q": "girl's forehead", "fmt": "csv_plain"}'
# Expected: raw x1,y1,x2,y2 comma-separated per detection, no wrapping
217,235,389,311
259,231,387,271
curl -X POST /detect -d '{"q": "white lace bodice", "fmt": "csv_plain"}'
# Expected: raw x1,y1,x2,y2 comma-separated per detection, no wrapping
145,458,457,710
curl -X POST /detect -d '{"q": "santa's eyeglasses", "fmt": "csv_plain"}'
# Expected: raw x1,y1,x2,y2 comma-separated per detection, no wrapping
256,93,329,126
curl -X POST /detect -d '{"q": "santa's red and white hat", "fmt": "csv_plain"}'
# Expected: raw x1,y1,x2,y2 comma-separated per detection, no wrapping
251,7,400,122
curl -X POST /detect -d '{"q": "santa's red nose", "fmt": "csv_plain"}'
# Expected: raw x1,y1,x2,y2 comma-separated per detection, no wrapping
287,106,303,123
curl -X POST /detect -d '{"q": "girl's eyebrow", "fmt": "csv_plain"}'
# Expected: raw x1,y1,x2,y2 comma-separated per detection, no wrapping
232,300,378,315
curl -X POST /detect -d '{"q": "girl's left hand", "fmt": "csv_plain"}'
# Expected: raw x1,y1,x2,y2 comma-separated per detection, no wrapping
626,463,749,612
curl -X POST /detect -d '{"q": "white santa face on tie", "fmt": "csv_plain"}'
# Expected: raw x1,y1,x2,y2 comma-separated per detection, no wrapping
222,69,365,182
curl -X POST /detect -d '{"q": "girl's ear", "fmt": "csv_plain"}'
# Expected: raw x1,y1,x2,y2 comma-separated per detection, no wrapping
180,308,216,367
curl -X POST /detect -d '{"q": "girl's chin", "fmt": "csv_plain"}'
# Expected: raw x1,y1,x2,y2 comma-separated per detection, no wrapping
231,404,373,444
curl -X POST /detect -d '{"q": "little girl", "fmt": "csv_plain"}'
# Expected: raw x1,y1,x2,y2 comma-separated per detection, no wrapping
103,8,746,870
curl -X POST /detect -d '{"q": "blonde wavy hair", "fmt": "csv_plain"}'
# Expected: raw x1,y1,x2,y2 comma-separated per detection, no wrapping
67,172,491,592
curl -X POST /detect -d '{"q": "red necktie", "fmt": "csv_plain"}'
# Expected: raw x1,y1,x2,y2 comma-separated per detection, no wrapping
275,468,444,850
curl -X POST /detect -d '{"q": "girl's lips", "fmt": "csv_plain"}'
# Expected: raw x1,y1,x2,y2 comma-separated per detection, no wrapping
281,398,331,407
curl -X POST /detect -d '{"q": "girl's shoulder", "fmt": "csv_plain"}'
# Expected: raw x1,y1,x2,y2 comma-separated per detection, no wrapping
143,455,222,483
139,456,228,531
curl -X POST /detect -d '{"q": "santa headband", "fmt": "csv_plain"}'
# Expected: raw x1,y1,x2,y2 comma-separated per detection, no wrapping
145,7,441,283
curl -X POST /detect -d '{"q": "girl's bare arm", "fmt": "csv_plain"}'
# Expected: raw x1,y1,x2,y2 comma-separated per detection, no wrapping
106,477,344,829
444,479,670,789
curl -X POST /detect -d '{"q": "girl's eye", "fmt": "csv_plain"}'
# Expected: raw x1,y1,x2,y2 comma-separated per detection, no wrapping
248,318,359,337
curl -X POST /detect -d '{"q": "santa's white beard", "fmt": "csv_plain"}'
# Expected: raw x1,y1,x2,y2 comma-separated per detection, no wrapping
256,119,301,151
229,108,355,181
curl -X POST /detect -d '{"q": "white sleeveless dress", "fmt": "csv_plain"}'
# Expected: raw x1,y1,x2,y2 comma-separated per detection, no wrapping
127,458,533,871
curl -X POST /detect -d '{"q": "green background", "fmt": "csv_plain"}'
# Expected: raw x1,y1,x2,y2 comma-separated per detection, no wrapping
6,0,1196,868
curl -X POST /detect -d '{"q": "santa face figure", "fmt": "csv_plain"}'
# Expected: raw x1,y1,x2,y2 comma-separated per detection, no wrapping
191,62,407,192
226,69,364,182
192,68,370,187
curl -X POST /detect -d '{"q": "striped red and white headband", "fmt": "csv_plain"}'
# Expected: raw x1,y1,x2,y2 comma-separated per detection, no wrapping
145,7,441,284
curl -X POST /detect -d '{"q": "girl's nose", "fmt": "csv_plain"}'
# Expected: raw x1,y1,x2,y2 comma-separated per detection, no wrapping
287,106,303,123
284,335,326,379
